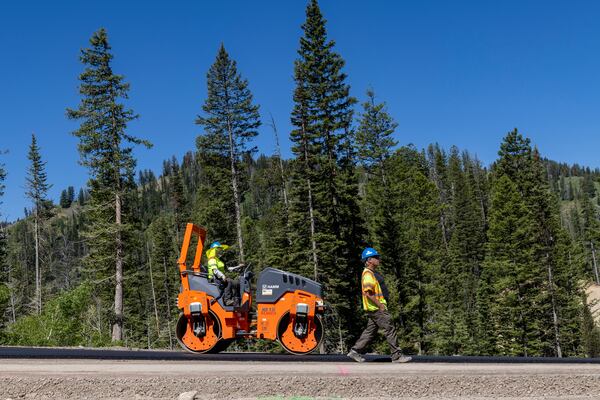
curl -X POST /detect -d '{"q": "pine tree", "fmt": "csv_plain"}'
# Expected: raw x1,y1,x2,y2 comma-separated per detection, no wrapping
405,148,441,354
0,155,8,327
288,0,364,351
59,186,75,209
0,155,5,205
148,215,178,348
242,155,290,270
483,129,584,356
77,188,85,206
366,147,441,354
431,147,486,355
67,186,75,206
568,180,575,201
559,175,567,201
195,44,260,263
356,88,398,181
67,28,151,342
356,89,411,352
25,134,52,314
582,298,600,357
4,219,32,326
356,89,399,265
579,192,600,284
267,115,290,215
262,116,293,265
582,174,596,199
461,152,490,351
427,144,451,251
483,174,535,355
288,74,319,279
59,190,69,209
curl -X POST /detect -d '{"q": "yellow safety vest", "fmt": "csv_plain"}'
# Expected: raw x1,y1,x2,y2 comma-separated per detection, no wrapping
361,268,387,312
207,257,225,280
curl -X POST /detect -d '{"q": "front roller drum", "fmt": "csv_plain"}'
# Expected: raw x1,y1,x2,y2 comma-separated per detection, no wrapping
277,311,323,355
176,311,223,353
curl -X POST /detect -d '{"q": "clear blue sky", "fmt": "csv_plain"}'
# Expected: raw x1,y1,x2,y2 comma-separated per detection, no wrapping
1,0,599,221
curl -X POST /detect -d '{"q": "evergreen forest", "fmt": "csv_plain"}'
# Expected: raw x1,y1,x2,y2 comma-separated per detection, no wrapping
1,0,599,357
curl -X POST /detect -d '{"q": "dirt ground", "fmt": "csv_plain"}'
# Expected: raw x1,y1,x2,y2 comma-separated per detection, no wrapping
585,283,600,324
1,360,600,399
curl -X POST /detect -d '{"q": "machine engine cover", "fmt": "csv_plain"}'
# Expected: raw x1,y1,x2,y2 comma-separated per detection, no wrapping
256,267,322,303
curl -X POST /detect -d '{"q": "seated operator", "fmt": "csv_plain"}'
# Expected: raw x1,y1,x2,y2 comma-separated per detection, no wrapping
206,241,241,307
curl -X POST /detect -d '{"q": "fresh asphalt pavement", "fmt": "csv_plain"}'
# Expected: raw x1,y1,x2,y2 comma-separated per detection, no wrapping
1,346,600,363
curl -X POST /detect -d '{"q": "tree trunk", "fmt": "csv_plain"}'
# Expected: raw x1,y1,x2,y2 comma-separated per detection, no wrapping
377,155,389,189
226,118,245,263
162,256,174,349
270,114,289,212
307,178,318,281
591,241,600,285
112,192,123,342
146,315,151,349
147,241,161,337
8,257,16,323
546,254,562,358
270,114,293,249
34,210,41,315
428,161,450,252
301,121,319,281
469,162,488,229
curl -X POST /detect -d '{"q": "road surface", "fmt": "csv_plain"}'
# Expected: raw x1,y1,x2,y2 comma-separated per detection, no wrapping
1,347,600,399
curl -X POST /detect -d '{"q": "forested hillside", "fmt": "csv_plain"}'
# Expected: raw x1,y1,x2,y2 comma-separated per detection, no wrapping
0,0,599,357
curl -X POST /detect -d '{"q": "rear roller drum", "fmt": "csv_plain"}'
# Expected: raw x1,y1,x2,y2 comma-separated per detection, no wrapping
176,311,221,353
277,312,323,355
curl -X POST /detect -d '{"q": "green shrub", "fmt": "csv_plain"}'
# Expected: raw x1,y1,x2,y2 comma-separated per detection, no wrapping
5,283,110,346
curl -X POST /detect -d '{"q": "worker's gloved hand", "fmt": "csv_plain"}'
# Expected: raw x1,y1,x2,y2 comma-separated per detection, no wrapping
213,269,226,281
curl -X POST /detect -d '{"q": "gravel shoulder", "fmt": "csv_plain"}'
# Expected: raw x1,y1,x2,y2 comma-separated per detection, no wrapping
1,359,600,399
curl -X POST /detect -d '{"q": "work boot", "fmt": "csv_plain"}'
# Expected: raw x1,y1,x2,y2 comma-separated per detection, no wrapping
347,349,365,363
392,355,412,363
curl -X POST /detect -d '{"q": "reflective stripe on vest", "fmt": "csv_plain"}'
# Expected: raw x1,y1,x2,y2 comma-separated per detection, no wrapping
207,257,225,279
361,268,387,311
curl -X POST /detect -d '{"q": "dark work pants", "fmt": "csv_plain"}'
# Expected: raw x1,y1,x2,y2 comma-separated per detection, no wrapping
223,277,240,305
351,309,402,360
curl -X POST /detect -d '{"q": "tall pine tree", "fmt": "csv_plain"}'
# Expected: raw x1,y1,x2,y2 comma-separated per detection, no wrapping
356,88,399,286
430,147,486,355
0,154,8,328
195,44,260,263
67,28,151,342
25,134,51,315
483,129,584,356
288,0,364,351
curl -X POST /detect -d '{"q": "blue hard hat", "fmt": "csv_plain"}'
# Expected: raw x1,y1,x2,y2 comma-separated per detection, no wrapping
361,247,380,262
209,241,222,249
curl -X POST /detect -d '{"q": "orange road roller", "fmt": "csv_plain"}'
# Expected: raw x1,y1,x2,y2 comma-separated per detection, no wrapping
176,223,326,354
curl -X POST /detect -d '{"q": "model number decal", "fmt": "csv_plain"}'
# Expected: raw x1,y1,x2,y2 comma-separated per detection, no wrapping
261,306,276,315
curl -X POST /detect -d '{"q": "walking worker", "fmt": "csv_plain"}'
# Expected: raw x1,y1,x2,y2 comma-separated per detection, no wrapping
347,247,412,363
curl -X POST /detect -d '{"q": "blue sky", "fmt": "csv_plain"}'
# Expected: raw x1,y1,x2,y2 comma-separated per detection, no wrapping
1,0,599,221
